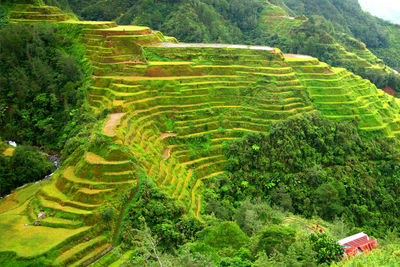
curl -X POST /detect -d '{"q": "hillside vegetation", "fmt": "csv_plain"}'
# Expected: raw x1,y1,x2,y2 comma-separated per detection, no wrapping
277,0,400,71
0,23,87,150
1,1,400,266
45,0,400,94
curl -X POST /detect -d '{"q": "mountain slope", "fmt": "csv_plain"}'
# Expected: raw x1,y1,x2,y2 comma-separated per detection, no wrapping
1,1,400,265
45,0,400,94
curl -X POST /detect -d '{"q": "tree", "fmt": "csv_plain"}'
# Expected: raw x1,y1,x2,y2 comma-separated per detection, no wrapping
203,221,249,250
308,233,344,264
257,225,296,255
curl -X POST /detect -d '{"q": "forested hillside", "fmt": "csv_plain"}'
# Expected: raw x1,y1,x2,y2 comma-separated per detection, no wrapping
277,0,400,70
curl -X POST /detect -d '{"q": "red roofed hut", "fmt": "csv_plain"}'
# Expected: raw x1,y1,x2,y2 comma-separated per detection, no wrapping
338,232,378,256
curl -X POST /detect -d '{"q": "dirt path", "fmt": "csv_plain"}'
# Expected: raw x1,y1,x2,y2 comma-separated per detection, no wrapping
150,42,274,51
103,113,126,137
159,132,177,139
162,148,171,161
284,54,312,59
278,16,295,20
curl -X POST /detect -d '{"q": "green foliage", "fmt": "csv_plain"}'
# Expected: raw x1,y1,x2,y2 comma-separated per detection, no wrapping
101,207,114,223
122,180,202,251
268,0,400,90
233,199,283,236
0,252,51,267
282,0,390,49
202,221,248,250
257,225,296,255
50,0,265,44
333,244,400,267
222,112,400,236
309,233,344,265
0,146,54,196
0,23,87,151
0,6,8,29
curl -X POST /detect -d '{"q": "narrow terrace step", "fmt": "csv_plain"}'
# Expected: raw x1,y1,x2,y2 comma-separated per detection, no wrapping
40,216,84,229
70,243,112,267
13,4,60,12
99,75,244,85
60,167,136,189
40,182,100,210
9,18,54,23
173,169,193,199
73,188,114,204
103,170,137,182
55,235,107,266
10,12,68,20
86,152,130,165
193,65,293,74
83,25,152,36
59,21,117,29
38,195,93,217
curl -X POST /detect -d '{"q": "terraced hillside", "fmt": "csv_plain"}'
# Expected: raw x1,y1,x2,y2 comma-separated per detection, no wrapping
260,1,392,75
2,1,400,265
8,1,70,23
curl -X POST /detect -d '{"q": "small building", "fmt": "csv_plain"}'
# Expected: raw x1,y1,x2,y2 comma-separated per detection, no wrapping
338,232,378,256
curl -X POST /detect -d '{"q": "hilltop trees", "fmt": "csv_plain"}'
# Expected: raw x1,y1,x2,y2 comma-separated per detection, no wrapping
0,23,87,150
47,0,266,44
282,0,391,48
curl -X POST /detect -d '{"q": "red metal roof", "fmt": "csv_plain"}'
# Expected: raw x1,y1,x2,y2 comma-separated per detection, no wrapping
342,235,371,247
338,232,378,256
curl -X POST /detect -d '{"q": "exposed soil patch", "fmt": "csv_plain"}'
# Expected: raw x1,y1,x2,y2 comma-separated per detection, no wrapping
103,113,126,137
383,85,396,96
162,148,171,161
278,16,295,20
159,132,177,139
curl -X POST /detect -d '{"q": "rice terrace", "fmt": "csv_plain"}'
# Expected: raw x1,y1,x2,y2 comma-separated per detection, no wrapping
1,0,400,266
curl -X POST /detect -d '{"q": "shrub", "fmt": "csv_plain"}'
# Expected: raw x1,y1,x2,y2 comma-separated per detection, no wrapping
257,225,296,255
203,221,248,250
308,233,344,264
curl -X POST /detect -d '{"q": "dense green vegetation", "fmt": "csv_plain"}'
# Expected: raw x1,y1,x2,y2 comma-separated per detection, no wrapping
217,113,400,237
47,0,265,44
2,1,400,266
0,23,89,151
0,145,54,196
115,179,344,266
0,21,98,196
272,0,400,73
102,116,400,266
0,6,8,28
280,0,391,49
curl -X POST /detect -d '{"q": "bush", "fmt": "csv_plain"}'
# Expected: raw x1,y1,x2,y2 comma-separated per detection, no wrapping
0,146,54,196
203,221,249,251
257,225,296,255
102,207,114,223
309,233,344,264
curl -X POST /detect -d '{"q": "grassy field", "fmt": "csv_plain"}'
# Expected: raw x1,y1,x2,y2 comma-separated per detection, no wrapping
0,214,90,257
